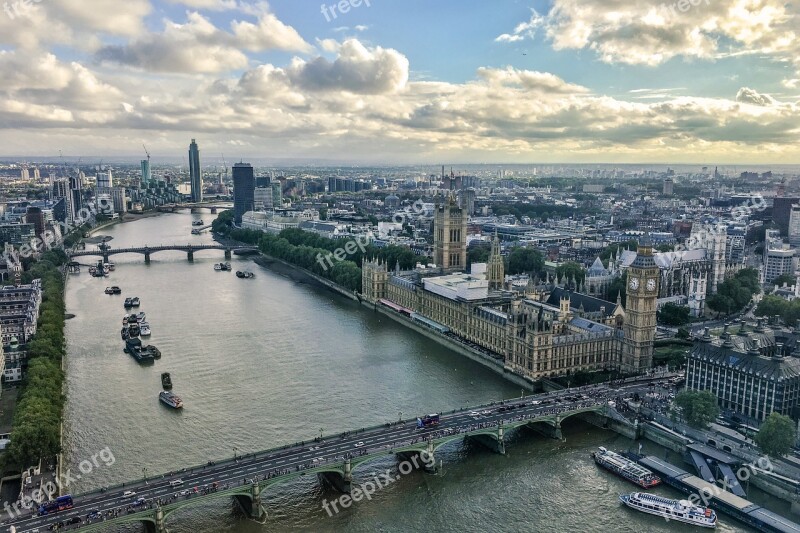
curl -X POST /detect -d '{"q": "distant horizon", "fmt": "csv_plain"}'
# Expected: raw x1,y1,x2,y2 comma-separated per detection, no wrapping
0,157,797,173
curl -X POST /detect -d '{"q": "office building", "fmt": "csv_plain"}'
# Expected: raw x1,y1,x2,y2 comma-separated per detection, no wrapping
97,170,113,189
189,139,202,203
232,163,255,224
141,159,151,186
25,207,45,244
254,187,273,211
663,178,674,195
774,197,800,236
272,183,283,209
687,324,800,422
111,187,127,214
789,205,800,246
764,246,795,284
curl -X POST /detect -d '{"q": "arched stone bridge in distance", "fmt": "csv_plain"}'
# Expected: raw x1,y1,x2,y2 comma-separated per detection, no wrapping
68,245,259,263
11,377,674,533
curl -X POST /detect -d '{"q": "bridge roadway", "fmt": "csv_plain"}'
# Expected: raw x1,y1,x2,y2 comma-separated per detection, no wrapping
68,245,258,262
4,378,670,533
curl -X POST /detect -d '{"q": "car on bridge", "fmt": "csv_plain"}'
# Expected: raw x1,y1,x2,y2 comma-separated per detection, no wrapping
122,490,136,497
355,441,364,448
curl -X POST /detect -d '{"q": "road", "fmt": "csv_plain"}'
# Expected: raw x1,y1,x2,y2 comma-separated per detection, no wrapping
4,376,677,533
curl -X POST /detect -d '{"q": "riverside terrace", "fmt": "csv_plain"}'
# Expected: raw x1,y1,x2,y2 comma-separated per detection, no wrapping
3,378,676,533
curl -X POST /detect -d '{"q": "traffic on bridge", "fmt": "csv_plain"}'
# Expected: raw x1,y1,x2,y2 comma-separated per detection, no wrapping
4,377,673,533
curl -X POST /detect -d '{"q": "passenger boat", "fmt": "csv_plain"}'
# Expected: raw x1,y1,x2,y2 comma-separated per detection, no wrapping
619,492,717,528
136,312,146,322
592,447,661,489
122,315,129,325
191,229,201,235
105,286,121,295
192,220,204,226
214,263,223,271
129,323,141,337
140,323,151,336
104,262,115,271
146,345,161,359
161,372,172,390
131,297,141,307
121,327,129,340
236,271,254,279
159,391,183,409
124,297,133,308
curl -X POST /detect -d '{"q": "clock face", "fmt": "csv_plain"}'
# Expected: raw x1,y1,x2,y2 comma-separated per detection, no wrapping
629,277,639,290
647,278,657,292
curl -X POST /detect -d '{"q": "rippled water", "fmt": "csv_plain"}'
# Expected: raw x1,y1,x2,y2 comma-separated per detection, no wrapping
62,212,770,532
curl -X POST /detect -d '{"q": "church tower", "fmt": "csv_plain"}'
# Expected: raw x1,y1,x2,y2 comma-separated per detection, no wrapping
486,232,504,290
434,193,467,273
621,237,659,372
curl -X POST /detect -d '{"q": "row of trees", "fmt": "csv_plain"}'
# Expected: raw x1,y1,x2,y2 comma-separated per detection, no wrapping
755,294,800,325
6,250,69,468
706,268,760,316
214,211,430,293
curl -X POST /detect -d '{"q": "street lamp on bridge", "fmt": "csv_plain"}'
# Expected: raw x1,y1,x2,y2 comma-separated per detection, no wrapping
142,467,148,484
233,447,238,461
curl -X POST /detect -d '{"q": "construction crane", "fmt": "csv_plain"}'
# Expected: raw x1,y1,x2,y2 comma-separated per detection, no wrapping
143,143,151,163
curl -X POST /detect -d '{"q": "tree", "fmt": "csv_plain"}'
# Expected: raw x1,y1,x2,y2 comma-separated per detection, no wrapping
658,303,691,326
772,273,796,287
555,261,585,286
674,390,720,429
506,247,544,276
467,246,490,267
755,413,797,457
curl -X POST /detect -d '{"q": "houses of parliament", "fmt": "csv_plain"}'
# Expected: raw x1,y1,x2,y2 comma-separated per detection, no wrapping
362,195,659,381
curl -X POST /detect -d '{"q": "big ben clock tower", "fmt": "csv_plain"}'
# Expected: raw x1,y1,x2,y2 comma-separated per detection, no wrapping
622,236,659,372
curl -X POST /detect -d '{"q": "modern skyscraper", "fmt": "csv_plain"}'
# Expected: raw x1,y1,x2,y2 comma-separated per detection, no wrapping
232,162,254,224
69,175,83,222
433,193,467,273
189,139,202,203
141,159,151,187
789,205,800,246
97,170,113,189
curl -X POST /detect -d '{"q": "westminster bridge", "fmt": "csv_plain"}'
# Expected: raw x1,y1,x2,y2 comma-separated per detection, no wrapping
2,378,671,533
67,245,258,263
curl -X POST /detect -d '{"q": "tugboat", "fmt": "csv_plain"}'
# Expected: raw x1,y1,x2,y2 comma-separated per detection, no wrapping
131,297,141,307
146,345,161,359
159,390,183,409
619,492,717,528
128,323,140,337
592,448,661,489
161,372,172,390
192,220,204,226
140,322,151,336
121,327,129,340
124,298,133,308
236,271,254,279
105,286,121,295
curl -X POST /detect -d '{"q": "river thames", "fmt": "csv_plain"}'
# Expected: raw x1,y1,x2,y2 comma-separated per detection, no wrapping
61,212,778,532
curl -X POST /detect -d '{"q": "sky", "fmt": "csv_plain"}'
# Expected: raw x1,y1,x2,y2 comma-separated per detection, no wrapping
0,0,798,165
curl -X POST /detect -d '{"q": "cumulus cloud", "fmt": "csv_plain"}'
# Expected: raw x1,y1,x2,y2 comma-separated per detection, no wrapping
95,8,311,73
286,39,409,94
497,0,799,69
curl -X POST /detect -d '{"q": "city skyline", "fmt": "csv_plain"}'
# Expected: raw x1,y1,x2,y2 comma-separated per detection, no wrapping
0,1,798,164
